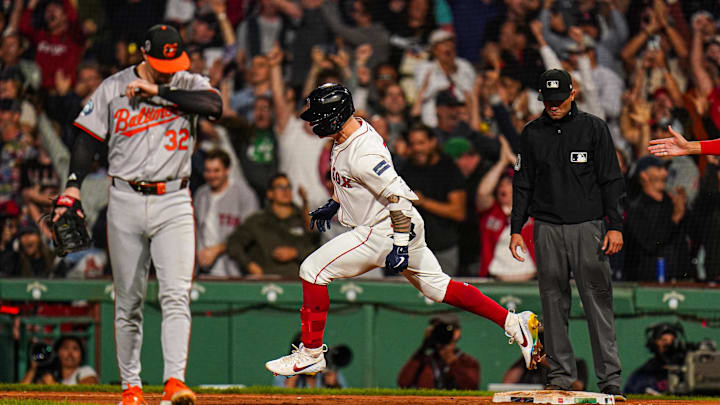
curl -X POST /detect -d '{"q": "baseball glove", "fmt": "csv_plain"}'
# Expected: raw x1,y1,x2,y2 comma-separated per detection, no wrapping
51,195,91,257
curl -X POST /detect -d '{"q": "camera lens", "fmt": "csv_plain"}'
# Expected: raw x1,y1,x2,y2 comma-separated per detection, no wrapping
429,322,456,346
29,342,55,367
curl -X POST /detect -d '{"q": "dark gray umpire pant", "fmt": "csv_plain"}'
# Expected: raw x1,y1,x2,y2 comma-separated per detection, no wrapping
534,219,622,390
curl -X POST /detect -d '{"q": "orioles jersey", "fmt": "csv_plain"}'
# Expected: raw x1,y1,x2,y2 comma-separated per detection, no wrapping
74,66,214,181
330,118,418,229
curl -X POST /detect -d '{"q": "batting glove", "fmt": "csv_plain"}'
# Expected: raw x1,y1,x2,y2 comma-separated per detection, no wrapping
385,245,409,274
309,199,340,232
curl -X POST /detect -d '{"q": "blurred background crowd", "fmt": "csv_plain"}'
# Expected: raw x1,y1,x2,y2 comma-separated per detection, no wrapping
1,0,720,284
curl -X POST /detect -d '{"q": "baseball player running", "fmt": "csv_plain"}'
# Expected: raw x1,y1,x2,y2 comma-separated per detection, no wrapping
53,25,221,405
265,84,542,377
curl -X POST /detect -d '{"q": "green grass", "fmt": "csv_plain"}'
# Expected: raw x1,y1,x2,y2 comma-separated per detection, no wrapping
1,383,719,401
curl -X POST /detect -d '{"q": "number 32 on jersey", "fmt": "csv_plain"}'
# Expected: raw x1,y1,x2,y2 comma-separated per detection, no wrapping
165,129,189,151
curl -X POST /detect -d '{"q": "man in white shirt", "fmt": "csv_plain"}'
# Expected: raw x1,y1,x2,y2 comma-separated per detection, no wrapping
414,30,476,128
194,149,259,277
268,46,331,211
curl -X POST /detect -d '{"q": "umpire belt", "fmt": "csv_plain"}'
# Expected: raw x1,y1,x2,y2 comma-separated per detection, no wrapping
112,177,189,195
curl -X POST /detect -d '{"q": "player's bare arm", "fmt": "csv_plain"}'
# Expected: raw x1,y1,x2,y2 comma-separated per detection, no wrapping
385,195,412,274
388,195,411,234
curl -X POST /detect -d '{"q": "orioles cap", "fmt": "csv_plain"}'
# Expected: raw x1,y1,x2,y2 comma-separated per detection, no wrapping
143,24,190,74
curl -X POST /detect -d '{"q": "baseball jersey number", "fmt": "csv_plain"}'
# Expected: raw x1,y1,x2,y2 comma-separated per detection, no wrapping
164,129,190,151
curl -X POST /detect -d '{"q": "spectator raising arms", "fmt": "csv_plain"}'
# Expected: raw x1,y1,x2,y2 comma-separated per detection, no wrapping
476,136,535,280
15,0,85,90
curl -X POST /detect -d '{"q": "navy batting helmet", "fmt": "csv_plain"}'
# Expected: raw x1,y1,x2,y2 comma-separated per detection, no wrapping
300,83,355,137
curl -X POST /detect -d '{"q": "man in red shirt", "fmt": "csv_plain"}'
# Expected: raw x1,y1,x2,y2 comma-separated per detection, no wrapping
19,0,84,90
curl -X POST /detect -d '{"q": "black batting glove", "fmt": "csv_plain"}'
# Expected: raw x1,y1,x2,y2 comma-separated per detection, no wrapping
385,245,409,274
309,199,340,232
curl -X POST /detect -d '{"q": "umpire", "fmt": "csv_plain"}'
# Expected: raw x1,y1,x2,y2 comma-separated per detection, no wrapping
509,69,626,400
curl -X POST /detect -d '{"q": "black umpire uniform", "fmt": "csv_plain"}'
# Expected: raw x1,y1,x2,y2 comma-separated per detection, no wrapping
511,69,625,394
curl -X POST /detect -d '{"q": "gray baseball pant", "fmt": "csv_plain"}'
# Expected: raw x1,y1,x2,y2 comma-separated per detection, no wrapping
108,184,195,387
533,219,622,390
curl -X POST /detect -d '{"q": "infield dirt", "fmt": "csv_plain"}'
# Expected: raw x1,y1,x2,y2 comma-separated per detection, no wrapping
3,392,720,404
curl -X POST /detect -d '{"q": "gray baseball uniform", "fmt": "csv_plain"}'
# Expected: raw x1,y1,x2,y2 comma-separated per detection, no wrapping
74,66,214,387
194,179,259,276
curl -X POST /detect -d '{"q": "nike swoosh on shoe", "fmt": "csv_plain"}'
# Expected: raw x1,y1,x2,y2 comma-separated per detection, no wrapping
293,363,316,373
519,321,529,347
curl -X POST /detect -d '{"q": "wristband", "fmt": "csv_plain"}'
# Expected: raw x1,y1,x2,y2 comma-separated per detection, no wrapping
158,84,170,98
394,232,409,247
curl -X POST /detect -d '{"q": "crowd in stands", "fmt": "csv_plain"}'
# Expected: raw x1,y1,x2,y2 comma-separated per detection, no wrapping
1,0,720,282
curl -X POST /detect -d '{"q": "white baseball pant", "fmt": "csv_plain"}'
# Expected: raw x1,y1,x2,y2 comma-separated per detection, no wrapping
299,215,451,302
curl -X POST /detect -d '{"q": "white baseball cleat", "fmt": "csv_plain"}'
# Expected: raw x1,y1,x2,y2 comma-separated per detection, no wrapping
505,310,542,369
265,343,328,377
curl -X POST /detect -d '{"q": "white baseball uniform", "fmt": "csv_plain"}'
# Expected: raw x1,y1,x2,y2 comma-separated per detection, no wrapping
74,65,215,387
299,118,451,302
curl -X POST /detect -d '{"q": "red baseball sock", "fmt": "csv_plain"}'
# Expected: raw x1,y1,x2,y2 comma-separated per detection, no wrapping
300,280,329,349
442,280,508,328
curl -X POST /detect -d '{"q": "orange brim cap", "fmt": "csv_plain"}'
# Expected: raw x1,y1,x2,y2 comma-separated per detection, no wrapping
146,51,190,74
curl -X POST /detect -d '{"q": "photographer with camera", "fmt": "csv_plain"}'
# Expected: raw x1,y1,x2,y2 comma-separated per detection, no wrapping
397,314,479,390
624,322,686,394
21,336,98,385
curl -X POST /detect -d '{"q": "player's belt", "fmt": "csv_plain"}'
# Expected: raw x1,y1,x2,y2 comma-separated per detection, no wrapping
112,177,189,195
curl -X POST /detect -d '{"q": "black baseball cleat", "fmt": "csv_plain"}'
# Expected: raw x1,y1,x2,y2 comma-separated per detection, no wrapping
601,385,627,402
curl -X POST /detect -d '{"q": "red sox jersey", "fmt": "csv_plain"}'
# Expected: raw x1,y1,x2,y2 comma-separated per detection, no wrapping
74,66,213,181
330,118,418,228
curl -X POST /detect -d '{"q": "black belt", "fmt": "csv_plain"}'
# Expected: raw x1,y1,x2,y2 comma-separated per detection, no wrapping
112,178,189,195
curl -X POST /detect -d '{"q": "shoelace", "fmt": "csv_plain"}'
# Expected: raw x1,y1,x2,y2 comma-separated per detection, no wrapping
284,343,329,365
505,312,518,345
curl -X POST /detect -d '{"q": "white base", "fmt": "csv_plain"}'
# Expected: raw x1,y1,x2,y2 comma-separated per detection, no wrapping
492,390,615,404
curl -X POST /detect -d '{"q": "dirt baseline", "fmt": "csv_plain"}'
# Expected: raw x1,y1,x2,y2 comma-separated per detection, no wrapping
3,391,720,405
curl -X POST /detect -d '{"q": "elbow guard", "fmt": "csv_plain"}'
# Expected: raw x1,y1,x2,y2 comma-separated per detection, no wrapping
382,177,418,202
387,196,412,212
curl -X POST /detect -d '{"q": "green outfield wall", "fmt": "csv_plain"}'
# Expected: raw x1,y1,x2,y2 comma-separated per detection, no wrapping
0,279,719,391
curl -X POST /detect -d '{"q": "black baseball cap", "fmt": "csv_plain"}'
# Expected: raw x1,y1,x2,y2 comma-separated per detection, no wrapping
537,69,573,101
142,25,190,74
635,155,670,174
436,90,463,107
